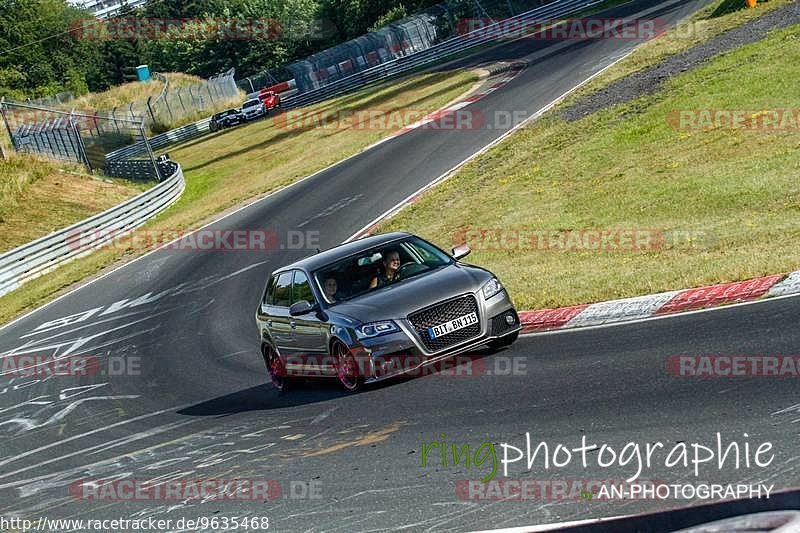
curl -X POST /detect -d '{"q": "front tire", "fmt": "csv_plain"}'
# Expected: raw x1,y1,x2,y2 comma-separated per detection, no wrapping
262,344,294,392
332,340,363,392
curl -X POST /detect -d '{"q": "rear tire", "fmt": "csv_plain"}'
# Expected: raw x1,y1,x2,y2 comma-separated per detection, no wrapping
262,344,294,392
488,330,519,350
332,340,363,392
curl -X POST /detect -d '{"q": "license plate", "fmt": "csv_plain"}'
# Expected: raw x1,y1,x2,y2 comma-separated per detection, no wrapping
427,312,478,339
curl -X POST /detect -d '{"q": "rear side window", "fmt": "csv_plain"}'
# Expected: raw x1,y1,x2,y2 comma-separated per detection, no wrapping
262,275,278,305
271,271,293,307
292,271,315,304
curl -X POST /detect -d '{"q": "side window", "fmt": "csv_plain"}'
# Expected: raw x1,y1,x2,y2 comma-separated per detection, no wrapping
262,275,278,305
292,270,315,304
272,271,294,307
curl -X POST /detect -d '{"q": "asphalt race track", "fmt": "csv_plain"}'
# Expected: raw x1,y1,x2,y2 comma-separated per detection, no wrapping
4,0,799,530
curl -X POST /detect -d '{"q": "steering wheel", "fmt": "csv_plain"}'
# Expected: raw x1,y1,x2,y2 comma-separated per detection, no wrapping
397,262,426,279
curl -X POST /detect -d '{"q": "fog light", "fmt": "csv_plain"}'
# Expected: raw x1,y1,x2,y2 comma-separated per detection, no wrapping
505,314,515,326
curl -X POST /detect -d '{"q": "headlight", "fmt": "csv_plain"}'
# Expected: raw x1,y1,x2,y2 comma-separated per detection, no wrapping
482,278,504,300
355,320,400,339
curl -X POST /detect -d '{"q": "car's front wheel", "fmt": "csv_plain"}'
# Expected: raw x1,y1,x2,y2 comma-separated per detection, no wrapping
262,344,294,392
331,340,363,392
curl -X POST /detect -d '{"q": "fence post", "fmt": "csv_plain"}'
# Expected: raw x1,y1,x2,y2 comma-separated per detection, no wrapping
164,96,174,123
138,121,161,181
0,98,19,152
176,88,187,112
146,95,157,127
70,110,92,172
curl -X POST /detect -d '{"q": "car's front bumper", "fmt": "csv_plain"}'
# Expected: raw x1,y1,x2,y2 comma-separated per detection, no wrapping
354,289,520,382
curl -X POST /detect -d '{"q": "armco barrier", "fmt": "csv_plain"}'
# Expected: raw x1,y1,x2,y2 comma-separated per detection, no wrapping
106,118,212,161
282,0,602,110
0,161,185,297
105,0,602,159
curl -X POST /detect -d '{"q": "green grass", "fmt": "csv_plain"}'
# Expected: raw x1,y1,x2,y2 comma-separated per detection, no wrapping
0,69,479,323
560,0,792,108
70,73,207,111
0,154,146,252
377,20,800,310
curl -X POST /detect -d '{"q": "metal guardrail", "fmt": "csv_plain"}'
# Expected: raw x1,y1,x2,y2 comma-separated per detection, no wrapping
0,161,185,297
106,118,212,161
282,0,601,110
102,0,601,158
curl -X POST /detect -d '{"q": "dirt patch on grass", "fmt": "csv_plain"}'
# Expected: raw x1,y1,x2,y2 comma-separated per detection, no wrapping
560,1,800,121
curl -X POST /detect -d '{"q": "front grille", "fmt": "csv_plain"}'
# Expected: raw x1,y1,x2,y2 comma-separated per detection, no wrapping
491,309,519,336
408,295,481,352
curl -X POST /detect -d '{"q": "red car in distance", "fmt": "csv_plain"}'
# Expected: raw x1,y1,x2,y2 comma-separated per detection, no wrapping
258,90,281,113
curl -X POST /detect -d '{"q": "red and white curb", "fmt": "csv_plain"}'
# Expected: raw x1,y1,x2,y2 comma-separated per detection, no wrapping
362,61,526,152
519,272,800,333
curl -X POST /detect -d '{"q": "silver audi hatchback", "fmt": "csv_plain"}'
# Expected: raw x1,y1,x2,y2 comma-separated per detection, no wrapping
255,232,520,391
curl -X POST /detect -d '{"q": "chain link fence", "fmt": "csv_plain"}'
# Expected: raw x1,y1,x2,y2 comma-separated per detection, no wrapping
109,69,241,134
0,98,164,180
240,0,556,94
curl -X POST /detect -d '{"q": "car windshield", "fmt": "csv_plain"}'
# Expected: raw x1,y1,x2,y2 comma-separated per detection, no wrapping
243,100,259,108
313,237,452,304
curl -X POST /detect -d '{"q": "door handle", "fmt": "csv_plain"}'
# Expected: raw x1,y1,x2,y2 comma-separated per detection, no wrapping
290,321,296,329
267,320,273,327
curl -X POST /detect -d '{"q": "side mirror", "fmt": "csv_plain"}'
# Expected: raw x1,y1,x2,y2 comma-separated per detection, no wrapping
452,243,471,260
289,300,315,316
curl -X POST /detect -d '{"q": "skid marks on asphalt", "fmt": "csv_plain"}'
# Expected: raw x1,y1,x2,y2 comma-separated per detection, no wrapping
0,262,267,437
300,420,406,458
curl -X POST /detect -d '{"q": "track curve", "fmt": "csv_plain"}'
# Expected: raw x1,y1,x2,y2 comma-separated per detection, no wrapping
5,1,797,531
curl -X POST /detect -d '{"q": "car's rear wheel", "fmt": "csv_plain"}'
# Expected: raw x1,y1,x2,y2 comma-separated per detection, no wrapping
332,340,363,392
262,344,293,392
488,330,519,350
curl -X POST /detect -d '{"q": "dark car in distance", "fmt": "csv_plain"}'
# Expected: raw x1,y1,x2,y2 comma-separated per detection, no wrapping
209,109,244,131
255,232,521,392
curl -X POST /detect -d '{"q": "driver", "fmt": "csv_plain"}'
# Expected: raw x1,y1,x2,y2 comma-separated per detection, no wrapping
369,249,401,289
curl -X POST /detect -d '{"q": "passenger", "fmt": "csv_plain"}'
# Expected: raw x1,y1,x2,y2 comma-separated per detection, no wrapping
369,249,401,289
323,277,343,301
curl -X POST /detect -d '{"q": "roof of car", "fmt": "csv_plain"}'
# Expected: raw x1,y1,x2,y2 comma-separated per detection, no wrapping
280,232,411,272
